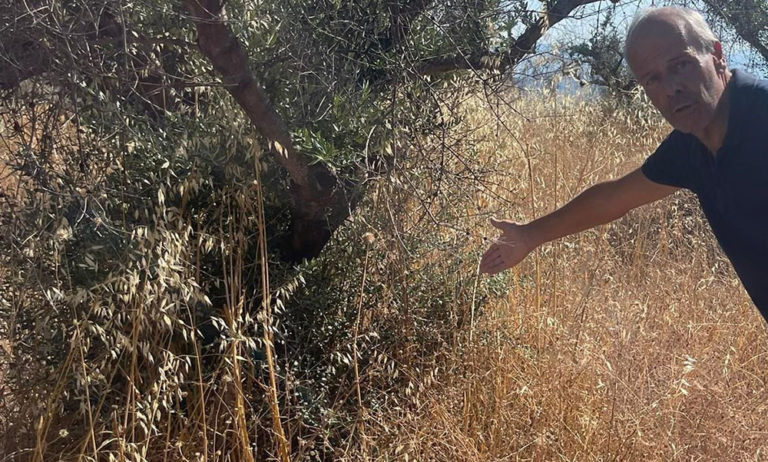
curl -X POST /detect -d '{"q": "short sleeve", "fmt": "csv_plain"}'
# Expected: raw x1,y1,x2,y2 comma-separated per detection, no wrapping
641,130,700,191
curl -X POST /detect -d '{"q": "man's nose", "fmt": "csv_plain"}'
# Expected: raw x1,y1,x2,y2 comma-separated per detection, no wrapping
661,74,684,97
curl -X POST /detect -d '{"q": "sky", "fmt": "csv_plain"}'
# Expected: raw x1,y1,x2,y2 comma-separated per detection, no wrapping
521,0,766,88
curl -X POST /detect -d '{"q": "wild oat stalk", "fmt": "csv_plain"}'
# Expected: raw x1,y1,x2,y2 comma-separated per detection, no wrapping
252,147,290,462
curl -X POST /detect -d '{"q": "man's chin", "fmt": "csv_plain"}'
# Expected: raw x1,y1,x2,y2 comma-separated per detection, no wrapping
668,107,716,135
673,124,695,134
668,115,702,135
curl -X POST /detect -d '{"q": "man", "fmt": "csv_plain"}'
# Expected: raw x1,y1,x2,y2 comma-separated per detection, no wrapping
479,6,768,317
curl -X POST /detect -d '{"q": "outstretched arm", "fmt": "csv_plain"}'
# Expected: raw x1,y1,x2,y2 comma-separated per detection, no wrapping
479,168,678,275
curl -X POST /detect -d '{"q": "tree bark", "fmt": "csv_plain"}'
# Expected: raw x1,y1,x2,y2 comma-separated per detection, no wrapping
183,0,601,260
0,38,50,90
184,0,359,261
383,0,434,51
417,0,600,75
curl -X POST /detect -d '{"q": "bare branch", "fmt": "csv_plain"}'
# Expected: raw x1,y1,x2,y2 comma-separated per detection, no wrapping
183,0,317,193
0,38,50,90
384,0,435,51
700,0,768,63
184,0,359,260
417,0,600,75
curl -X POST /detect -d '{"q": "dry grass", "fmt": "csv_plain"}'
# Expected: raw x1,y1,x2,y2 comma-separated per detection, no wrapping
357,91,768,461
2,88,767,461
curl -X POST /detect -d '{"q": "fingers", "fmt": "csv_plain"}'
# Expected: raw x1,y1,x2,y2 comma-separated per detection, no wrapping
480,241,507,272
482,218,522,274
490,217,505,230
480,243,500,265
480,256,506,275
479,246,506,274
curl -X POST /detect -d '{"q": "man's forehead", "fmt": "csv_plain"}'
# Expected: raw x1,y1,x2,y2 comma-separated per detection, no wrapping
627,16,695,74
627,15,689,54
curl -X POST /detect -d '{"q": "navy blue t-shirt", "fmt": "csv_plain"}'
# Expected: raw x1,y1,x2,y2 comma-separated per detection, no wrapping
641,69,768,317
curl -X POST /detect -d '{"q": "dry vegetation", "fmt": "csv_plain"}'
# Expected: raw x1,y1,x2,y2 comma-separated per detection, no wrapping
356,90,768,461
2,88,767,461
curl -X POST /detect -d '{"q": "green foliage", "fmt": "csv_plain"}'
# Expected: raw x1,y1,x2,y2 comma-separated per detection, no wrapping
700,0,768,70
568,6,637,96
0,0,595,458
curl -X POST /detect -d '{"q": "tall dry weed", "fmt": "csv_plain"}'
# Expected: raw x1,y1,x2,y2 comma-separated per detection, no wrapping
2,86,766,462
352,89,768,461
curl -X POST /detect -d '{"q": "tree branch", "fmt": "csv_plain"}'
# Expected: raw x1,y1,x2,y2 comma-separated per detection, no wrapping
416,0,600,75
383,0,434,51
1,7,136,91
184,0,318,193
184,0,358,260
0,38,50,90
700,0,768,64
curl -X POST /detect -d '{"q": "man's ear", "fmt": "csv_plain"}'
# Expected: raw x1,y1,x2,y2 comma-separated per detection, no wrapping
712,41,727,70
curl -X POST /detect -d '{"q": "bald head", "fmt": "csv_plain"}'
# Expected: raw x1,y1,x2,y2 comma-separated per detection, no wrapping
625,7,718,75
622,6,730,142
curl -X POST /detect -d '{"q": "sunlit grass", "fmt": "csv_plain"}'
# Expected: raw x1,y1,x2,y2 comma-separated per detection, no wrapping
358,90,767,461
2,88,766,461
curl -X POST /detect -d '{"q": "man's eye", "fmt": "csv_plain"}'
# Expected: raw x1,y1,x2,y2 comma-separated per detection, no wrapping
674,61,690,71
645,76,658,86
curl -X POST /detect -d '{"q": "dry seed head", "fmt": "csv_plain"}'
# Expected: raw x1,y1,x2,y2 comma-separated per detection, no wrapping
54,217,72,241
363,232,376,244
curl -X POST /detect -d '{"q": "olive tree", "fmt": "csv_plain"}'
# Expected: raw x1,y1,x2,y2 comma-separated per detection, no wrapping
1,0,610,458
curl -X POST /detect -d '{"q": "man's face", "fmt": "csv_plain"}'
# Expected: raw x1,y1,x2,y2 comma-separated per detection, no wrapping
627,18,728,135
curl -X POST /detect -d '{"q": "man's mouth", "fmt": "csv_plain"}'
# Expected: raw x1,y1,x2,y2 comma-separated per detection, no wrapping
673,103,694,114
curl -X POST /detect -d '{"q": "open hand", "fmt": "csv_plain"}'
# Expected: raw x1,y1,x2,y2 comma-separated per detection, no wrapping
479,218,536,275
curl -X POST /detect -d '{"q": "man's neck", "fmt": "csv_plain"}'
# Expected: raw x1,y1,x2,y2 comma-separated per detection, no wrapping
696,70,732,154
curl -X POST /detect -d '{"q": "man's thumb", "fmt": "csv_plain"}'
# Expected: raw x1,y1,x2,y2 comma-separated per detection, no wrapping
490,217,506,230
